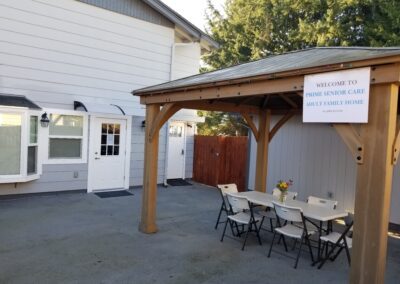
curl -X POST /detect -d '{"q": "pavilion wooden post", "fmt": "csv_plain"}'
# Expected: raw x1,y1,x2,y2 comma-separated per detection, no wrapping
139,104,161,234
350,84,399,284
254,109,271,192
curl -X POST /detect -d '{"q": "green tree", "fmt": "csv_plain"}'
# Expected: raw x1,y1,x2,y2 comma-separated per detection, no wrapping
198,0,400,135
197,111,248,136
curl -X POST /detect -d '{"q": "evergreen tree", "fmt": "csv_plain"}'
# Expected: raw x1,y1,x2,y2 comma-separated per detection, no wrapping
197,0,400,136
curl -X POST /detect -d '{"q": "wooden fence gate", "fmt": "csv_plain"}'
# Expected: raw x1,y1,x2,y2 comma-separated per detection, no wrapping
193,136,248,191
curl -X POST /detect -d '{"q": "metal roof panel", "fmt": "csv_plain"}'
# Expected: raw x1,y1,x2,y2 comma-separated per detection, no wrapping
133,47,400,95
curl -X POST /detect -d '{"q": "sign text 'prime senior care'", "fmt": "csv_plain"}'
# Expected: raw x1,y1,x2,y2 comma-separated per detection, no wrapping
303,67,370,123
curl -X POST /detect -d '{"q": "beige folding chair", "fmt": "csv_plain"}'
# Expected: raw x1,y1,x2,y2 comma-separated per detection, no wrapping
258,188,298,232
220,192,262,250
268,202,315,268
215,184,238,229
307,196,338,233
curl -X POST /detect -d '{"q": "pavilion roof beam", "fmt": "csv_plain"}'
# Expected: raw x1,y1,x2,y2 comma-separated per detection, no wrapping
260,95,271,108
176,100,261,114
278,94,299,109
139,63,400,105
236,96,256,106
241,113,259,141
149,103,181,142
269,111,296,142
333,124,364,164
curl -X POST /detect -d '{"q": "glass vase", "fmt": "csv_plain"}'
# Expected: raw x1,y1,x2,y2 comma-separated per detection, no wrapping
279,191,287,203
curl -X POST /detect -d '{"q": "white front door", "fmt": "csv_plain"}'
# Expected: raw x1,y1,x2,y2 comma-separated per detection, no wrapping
90,117,127,191
167,122,185,179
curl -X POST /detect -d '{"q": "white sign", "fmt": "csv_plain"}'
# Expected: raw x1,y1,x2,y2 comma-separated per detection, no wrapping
303,67,370,123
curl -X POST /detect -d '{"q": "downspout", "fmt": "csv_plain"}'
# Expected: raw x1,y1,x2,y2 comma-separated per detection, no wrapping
163,43,176,187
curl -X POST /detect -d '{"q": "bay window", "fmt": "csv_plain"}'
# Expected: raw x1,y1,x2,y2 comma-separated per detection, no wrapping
0,113,22,175
0,108,41,183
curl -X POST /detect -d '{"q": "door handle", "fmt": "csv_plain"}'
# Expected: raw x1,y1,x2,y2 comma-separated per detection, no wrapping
95,157,100,160
181,149,184,155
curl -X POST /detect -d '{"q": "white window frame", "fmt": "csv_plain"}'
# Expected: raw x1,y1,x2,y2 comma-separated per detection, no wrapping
0,106,42,183
42,109,88,165
27,115,39,175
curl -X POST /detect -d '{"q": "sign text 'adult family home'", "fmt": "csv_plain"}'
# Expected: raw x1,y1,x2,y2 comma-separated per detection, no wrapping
303,67,370,123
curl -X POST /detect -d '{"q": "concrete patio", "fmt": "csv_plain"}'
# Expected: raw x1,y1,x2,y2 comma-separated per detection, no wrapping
0,183,399,284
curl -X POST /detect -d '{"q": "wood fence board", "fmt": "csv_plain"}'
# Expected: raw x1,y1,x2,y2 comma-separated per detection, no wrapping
193,135,248,191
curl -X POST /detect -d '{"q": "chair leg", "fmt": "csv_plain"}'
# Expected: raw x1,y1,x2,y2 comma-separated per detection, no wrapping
255,222,262,246
305,236,314,262
229,219,236,236
281,235,288,252
345,246,351,266
214,203,224,229
241,224,251,251
220,217,229,242
294,235,305,269
259,216,265,230
331,246,344,261
269,218,276,232
318,242,340,269
268,231,277,257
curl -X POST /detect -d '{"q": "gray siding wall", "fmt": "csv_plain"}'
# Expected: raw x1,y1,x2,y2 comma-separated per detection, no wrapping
129,116,167,186
248,116,400,224
77,0,174,28
0,164,87,194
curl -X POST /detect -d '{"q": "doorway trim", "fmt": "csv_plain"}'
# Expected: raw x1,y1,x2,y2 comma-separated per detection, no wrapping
87,114,132,193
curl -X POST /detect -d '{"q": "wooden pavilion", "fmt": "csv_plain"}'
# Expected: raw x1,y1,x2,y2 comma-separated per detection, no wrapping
132,47,400,283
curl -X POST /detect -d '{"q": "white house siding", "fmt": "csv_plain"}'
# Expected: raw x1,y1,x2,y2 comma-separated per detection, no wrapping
248,116,400,224
0,164,87,194
130,116,167,186
0,0,202,193
169,43,202,179
0,0,174,111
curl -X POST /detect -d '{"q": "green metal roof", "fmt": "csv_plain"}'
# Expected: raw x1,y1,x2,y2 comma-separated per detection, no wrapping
133,47,400,95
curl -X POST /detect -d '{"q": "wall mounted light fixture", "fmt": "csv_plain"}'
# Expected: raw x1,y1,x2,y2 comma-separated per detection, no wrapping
40,112,50,128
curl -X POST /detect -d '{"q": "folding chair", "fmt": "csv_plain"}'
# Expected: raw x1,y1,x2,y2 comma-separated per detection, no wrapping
220,192,262,250
258,189,298,232
318,213,354,269
307,196,338,233
268,202,315,268
214,184,238,229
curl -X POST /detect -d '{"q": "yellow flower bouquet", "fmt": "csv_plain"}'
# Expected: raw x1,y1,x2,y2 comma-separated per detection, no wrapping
276,179,293,202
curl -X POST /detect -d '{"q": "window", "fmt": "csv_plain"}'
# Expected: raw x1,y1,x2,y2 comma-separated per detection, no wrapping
100,123,120,156
27,116,38,174
0,113,22,175
0,109,41,183
49,114,83,159
169,125,183,137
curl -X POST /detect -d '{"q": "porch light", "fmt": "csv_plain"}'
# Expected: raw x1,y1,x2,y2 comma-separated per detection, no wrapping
141,120,146,128
40,112,50,128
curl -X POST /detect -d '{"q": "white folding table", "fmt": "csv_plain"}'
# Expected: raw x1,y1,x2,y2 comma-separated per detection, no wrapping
234,191,348,262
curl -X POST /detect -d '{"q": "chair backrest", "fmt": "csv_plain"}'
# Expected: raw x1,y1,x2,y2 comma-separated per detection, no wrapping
344,212,354,236
272,201,303,223
272,188,297,200
226,193,249,213
307,196,338,210
217,184,238,196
